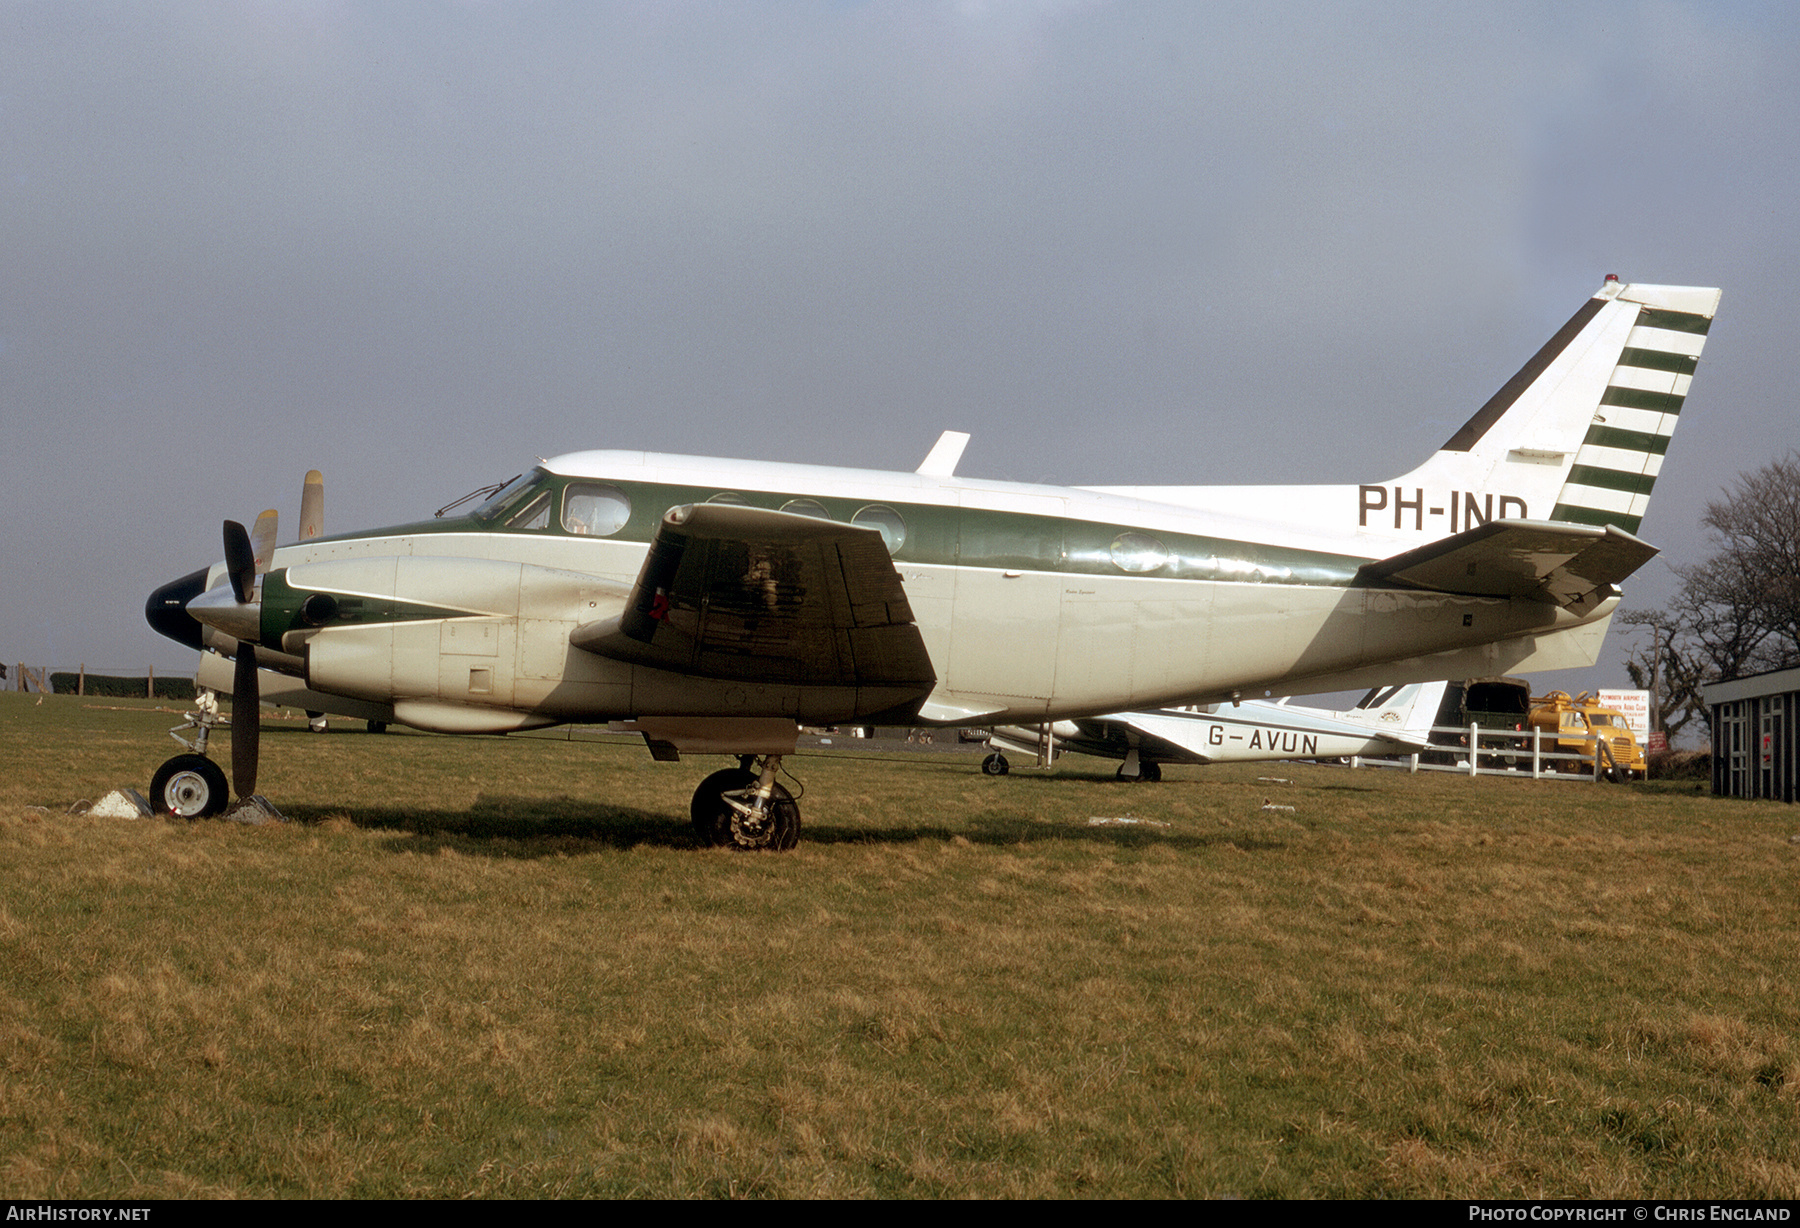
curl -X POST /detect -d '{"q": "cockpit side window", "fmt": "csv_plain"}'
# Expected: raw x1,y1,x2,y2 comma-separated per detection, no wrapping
505,490,554,531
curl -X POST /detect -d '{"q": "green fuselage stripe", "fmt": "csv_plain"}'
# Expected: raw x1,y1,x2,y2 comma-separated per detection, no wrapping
260,571,477,644
306,473,1376,589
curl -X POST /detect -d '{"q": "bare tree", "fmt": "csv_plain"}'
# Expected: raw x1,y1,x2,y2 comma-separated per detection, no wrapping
1620,609,1706,741
1678,452,1800,675
1627,454,1800,738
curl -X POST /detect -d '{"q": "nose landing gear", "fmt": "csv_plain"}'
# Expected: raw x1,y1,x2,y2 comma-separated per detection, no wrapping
149,689,230,817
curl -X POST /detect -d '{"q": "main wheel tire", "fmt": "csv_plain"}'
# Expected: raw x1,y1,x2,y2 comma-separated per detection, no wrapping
691,769,801,850
1138,760,1162,782
149,754,229,818
981,753,1010,776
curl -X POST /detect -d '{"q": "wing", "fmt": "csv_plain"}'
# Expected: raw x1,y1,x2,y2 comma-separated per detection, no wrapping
1355,519,1657,608
1068,713,1218,765
571,503,937,694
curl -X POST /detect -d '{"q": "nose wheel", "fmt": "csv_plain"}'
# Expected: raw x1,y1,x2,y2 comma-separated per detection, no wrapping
149,754,229,818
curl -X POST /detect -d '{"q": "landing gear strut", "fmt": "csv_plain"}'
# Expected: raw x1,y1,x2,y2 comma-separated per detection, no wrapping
691,756,801,851
149,689,231,817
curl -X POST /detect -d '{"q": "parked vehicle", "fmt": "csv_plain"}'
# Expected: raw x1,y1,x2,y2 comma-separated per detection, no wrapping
1428,680,1642,778
1427,677,1532,765
1528,691,1645,779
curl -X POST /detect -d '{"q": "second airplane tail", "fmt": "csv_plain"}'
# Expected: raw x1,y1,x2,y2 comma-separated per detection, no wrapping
1343,680,1450,750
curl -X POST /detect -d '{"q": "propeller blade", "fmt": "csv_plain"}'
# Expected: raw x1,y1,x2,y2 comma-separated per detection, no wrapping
224,520,257,605
299,470,324,541
249,509,278,573
232,643,260,798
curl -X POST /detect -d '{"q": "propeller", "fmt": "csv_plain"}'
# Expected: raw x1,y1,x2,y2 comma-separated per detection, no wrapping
249,509,279,574
224,518,257,603
191,474,324,802
299,470,324,541
232,630,260,798
222,519,261,798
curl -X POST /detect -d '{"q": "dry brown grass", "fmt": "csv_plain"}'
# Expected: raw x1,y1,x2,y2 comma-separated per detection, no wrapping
1,692,1797,1197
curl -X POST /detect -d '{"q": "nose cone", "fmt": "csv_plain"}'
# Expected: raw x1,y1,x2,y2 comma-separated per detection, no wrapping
145,567,210,650
186,583,263,644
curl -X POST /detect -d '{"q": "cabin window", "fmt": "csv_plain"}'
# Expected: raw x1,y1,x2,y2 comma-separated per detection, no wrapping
1110,531,1170,573
563,484,631,536
853,504,907,553
781,498,832,520
707,492,748,505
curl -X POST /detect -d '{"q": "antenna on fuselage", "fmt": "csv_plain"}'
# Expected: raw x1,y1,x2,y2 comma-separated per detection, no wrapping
916,430,971,477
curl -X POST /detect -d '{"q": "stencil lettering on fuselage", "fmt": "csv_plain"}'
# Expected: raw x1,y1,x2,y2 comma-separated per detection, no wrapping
1358,486,1528,532
1205,725,1319,756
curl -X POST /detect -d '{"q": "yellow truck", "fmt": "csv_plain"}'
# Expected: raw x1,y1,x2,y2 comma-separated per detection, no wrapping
1528,691,1646,778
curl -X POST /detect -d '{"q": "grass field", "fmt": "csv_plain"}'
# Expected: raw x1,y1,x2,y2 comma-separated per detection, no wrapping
2,691,1796,1198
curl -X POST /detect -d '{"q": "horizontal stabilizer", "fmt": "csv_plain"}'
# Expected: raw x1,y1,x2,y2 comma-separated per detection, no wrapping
573,504,937,694
1356,519,1657,608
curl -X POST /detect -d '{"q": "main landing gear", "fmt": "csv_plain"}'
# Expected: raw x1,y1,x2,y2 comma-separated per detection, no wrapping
1117,760,1162,782
691,755,801,851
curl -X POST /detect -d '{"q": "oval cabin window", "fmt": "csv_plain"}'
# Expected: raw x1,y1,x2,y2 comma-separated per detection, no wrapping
852,505,907,554
1110,531,1170,573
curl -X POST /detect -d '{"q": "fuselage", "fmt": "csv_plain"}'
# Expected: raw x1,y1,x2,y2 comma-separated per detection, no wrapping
174,449,1609,732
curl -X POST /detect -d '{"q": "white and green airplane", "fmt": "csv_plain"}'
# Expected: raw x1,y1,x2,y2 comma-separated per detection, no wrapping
145,277,1718,848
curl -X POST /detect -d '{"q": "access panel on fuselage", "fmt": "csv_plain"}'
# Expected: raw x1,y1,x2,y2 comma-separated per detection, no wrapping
943,496,1067,708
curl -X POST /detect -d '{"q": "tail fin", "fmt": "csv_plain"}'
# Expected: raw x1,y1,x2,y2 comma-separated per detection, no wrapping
1385,280,1720,537
1345,680,1449,747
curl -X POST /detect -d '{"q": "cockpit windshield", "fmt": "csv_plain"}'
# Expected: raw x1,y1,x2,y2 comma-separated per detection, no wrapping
472,471,545,524
465,469,634,535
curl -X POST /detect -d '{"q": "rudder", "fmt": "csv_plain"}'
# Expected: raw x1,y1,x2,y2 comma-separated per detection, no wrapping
1548,285,1718,533
1382,279,1720,538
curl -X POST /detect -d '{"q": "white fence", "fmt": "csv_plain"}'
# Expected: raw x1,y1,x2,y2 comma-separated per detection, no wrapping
1348,724,1634,781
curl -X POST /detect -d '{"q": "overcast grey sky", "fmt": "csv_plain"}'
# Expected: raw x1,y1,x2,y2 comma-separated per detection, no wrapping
4,1,1795,701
